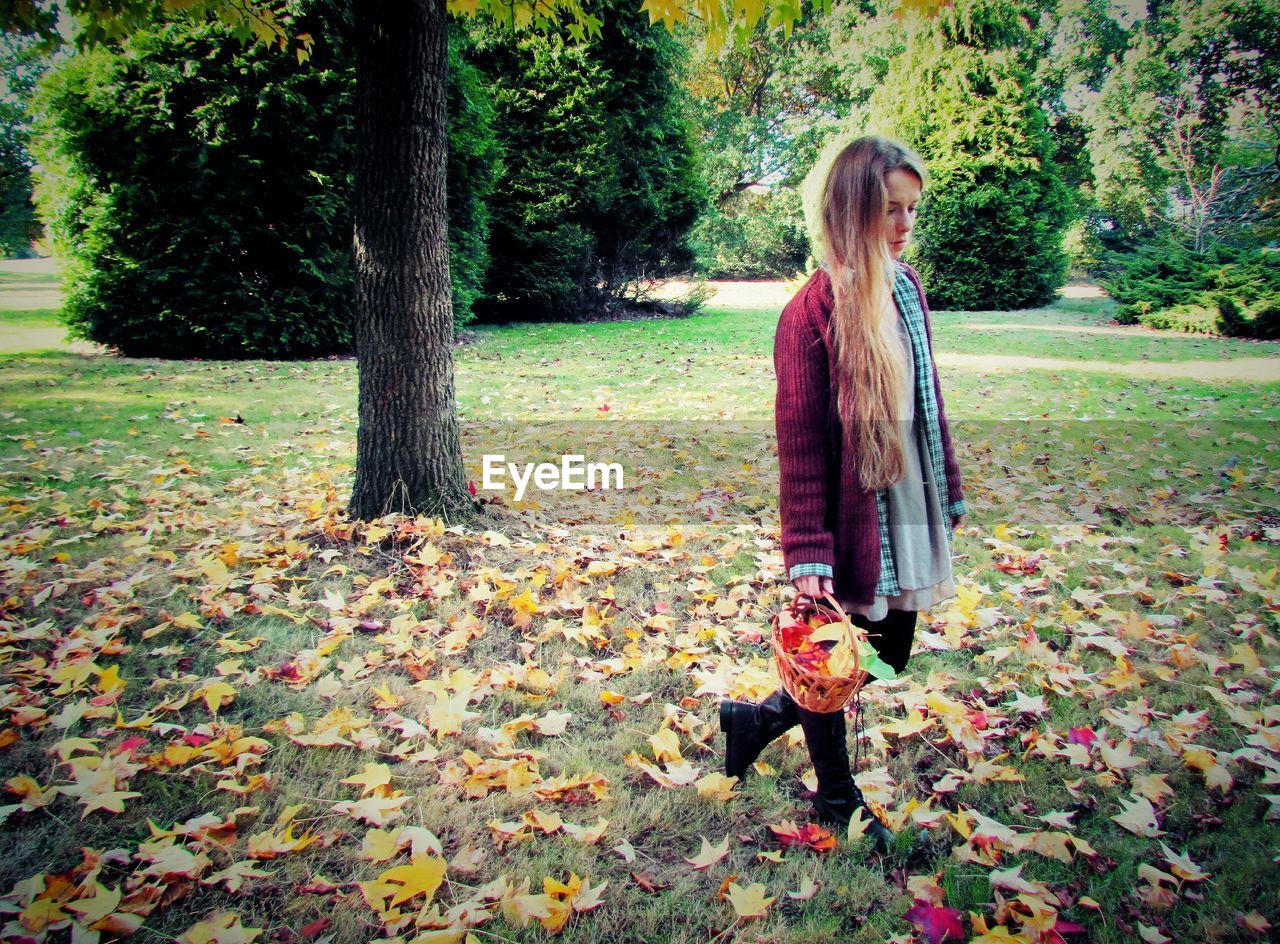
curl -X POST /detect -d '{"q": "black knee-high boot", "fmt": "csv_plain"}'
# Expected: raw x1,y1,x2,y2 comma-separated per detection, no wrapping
797,704,894,851
720,689,800,779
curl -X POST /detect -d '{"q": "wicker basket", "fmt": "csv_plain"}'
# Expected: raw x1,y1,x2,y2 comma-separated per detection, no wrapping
771,592,868,713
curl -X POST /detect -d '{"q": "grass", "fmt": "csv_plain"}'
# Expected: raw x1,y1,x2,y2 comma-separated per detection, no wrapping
0,260,1278,943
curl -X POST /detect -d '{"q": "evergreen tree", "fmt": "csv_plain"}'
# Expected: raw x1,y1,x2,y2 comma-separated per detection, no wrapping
475,0,704,320
857,0,1074,310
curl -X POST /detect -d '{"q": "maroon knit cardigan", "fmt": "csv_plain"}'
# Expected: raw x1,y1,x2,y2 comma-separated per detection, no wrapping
774,262,965,606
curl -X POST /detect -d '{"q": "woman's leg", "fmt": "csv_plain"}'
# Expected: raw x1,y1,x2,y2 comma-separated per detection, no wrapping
797,703,893,850
720,689,800,779
855,609,918,673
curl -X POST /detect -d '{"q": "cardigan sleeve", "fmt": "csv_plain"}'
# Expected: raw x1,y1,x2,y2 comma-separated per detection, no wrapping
774,283,837,575
901,263,966,518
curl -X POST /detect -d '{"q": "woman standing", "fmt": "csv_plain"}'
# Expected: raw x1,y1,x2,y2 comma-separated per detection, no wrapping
721,136,966,850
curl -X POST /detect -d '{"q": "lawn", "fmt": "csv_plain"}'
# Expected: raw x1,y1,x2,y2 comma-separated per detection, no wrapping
1,260,1278,943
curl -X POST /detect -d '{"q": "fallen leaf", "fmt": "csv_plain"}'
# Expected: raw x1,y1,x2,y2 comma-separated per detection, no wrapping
686,835,731,870
724,881,774,919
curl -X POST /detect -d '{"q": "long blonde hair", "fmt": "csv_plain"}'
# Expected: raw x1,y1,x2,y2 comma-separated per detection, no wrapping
819,136,927,491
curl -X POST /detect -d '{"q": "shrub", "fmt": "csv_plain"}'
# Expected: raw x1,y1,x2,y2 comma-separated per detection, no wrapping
1140,302,1218,334
1099,237,1280,335
32,10,497,357
1216,295,1246,337
1248,302,1280,340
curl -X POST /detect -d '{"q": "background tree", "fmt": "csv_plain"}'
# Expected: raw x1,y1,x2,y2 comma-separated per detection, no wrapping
1084,0,1278,249
682,10,845,277
1078,0,1278,334
0,31,47,257
852,0,1074,310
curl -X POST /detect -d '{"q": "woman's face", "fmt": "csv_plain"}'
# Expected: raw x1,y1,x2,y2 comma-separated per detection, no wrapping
883,168,922,260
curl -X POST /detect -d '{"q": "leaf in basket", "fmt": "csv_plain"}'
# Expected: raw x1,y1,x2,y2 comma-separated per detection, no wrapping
807,611,839,628
808,622,846,646
825,642,856,678
857,639,897,681
779,620,811,651
792,640,828,672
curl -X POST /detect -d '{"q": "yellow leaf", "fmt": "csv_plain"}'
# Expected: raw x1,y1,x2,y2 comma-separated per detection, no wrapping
648,727,682,763
65,881,121,924
694,772,740,801
19,895,71,932
880,709,935,739
1024,831,1074,864
1228,643,1259,672
341,763,392,796
198,681,237,715
178,911,262,944
360,827,405,862
79,789,142,817
561,816,609,844
826,642,857,678
522,809,564,834
500,887,553,927
787,875,820,900
1111,795,1165,837
1159,842,1209,882
509,588,541,615
971,925,1025,943
172,612,204,630
333,793,411,827
96,665,126,695
378,854,446,907
725,881,775,919
685,834,730,870
533,710,572,736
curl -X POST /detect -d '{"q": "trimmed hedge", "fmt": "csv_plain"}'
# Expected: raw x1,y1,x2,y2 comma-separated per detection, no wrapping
32,12,497,357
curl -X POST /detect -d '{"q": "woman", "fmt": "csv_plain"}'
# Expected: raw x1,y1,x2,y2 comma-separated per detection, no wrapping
721,136,966,850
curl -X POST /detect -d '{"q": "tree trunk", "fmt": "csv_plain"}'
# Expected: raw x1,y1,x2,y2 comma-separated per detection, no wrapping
349,0,474,522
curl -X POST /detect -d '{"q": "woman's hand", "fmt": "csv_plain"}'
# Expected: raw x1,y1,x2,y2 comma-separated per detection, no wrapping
951,514,964,533
793,574,834,599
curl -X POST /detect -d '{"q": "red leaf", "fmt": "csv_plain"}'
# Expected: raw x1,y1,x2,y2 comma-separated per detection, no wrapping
1043,918,1089,943
903,901,965,944
300,918,332,938
770,820,837,853
115,735,148,754
181,733,212,747
1067,727,1098,747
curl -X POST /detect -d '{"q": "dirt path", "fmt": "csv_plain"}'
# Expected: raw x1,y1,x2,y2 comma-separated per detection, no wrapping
936,352,1280,383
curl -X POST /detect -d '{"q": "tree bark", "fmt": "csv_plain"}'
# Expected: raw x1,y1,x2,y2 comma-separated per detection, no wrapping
349,0,475,521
